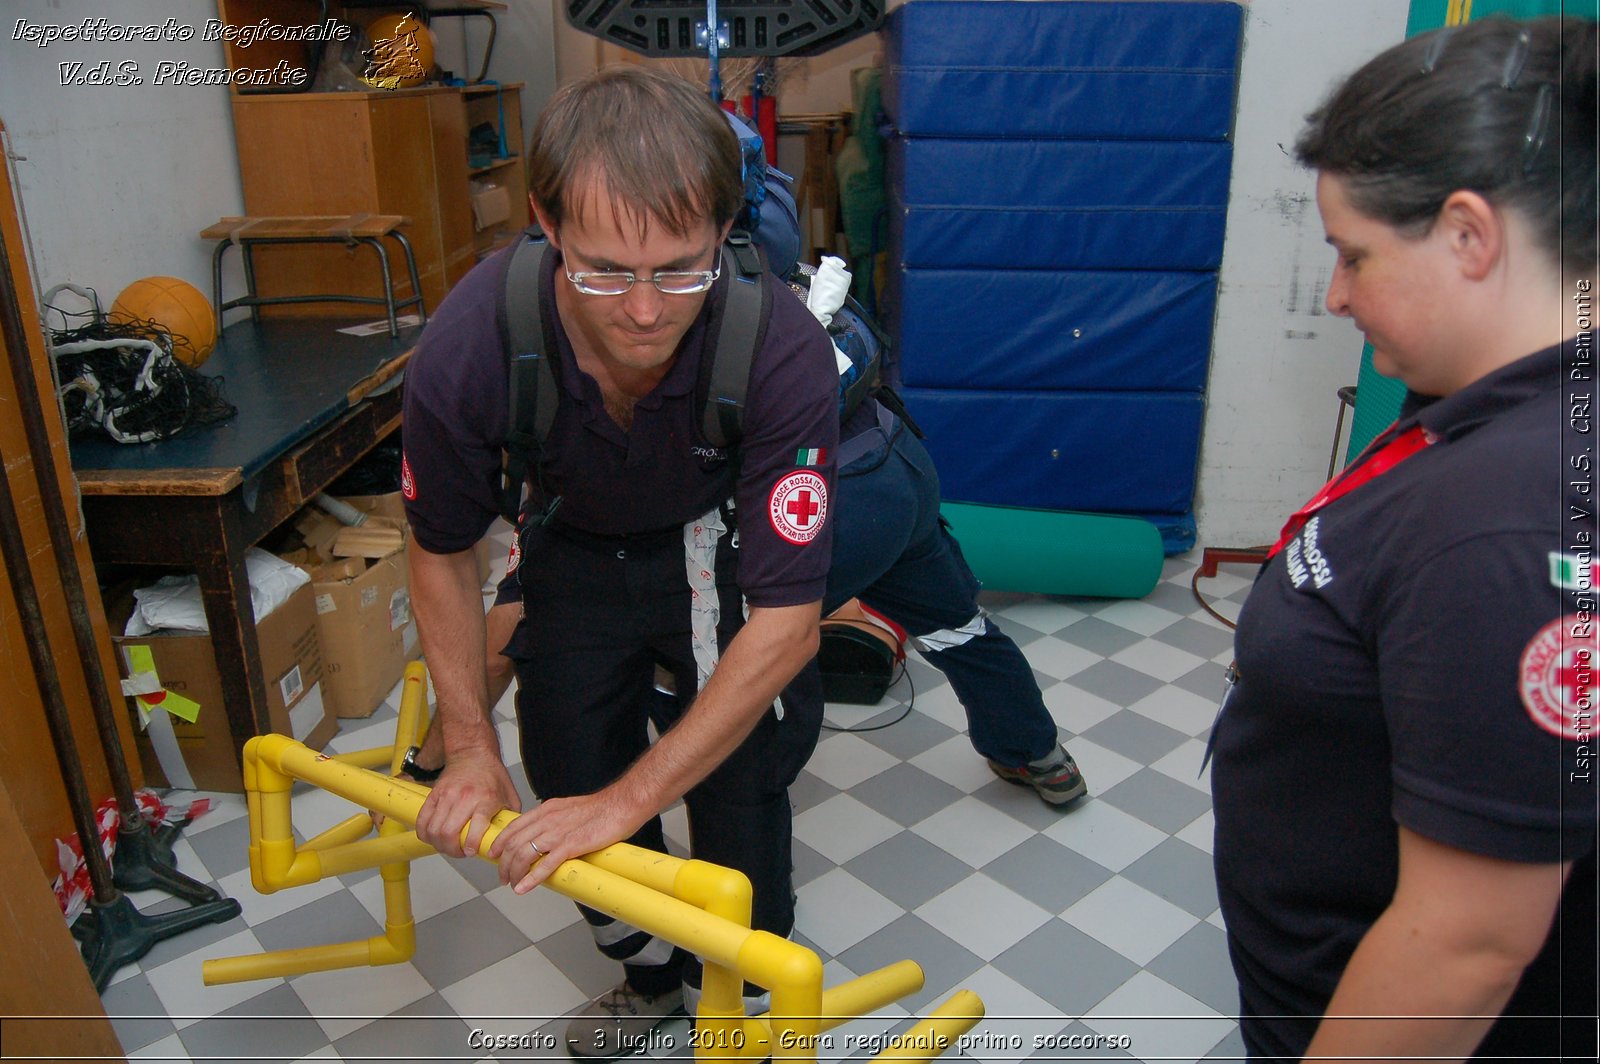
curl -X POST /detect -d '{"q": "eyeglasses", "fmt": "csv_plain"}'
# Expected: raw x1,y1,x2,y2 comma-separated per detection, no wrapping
565,261,722,296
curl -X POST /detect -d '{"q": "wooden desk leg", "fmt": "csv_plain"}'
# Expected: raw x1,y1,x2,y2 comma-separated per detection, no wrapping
193,545,271,765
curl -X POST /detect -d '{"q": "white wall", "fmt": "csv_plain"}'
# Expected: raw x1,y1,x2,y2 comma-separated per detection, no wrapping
1196,0,1408,545
0,0,556,319
0,0,244,313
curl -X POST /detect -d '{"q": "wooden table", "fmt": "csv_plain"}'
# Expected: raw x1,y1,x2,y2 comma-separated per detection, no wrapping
70,318,416,765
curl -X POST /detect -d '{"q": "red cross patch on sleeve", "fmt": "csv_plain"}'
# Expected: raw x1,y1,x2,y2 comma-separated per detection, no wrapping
768,470,828,545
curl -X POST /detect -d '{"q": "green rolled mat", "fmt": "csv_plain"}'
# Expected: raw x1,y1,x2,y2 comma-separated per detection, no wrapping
939,502,1164,599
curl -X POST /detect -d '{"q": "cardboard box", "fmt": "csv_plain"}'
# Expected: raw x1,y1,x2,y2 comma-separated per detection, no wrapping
115,582,332,793
471,182,511,231
301,522,417,718
341,489,493,585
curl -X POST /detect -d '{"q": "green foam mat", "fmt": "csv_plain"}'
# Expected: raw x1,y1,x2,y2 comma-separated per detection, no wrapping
940,502,1164,599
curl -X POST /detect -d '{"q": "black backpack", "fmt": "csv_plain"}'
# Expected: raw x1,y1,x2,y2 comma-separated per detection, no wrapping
492,226,892,525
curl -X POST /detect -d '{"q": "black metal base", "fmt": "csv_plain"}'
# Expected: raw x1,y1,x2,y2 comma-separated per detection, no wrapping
112,819,224,905
73,892,241,993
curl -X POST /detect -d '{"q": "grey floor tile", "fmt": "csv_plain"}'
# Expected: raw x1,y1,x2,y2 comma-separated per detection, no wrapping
339,864,381,888
791,926,833,965
182,814,253,880
1098,769,1213,835
844,830,974,910
978,589,1034,612
836,914,983,1013
1225,583,1256,606
981,835,1113,915
410,895,527,988
99,972,176,1053
1149,617,1236,661
991,918,1137,1016
251,886,383,954
1146,921,1239,1016
850,762,965,827
971,777,1081,833
789,769,840,816
1204,1023,1249,1060
897,656,948,698
1055,618,1145,658
1140,579,1207,618
857,708,958,762
1173,661,1230,701
535,916,631,999
1161,555,1200,582
1120,838,1220,919
332,992,474,1059
1066,661,1165,709
792,837,833,890
1081,711,1189,764
179,983,329,1063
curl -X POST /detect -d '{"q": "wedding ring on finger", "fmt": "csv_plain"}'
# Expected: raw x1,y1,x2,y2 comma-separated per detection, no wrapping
529,838,545,859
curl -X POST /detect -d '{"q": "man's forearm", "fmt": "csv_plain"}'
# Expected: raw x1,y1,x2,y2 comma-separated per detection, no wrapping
610,602,821,824
1302,907,1521,1062
409,545,498,761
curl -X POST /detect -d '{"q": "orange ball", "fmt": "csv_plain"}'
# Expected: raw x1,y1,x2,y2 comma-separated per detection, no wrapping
110,276,217,368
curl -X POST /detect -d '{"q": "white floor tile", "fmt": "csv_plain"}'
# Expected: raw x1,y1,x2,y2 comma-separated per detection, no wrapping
292,960,435,1041
908,736,994,795
216,865,343,927
1042,798,1166,874
1019,635,1102,681
483,881,584,945
126,1031,190,1060
950,965,1076,1063
1082,970,1234,1064
143,927,281,1028
1175,809,1215,855
1063,878,1199,967
806,732,903,790
1150,738,1214,795
905,682,970,734
1044,684,1122,736
993,598,1089,632
794,868,903,956
1128,685,1221,738
438,943,587,1040
1057,737,1143,794
1110,639,1207,683
913,874,1050,961
911,796,1036,868
794,793,903,864
349,852,478,925
1090,600,1185,637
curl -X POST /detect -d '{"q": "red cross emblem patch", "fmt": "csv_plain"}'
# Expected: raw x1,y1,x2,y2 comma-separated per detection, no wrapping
1519,617,1596,742
768,470,828,545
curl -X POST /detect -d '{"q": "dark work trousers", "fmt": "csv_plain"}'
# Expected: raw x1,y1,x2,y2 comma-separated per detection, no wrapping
508,511,824,996
825,416,1059,768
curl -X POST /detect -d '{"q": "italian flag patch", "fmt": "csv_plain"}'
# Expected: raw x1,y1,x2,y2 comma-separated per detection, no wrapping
795,447,828,467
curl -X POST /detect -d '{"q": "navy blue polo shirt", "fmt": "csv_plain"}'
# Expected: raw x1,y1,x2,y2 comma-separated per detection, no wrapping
401,241,840,607
1213,334,1598,1059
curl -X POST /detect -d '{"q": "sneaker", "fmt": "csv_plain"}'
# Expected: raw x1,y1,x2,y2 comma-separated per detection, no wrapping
567,982,685,1060
989,746,1088,805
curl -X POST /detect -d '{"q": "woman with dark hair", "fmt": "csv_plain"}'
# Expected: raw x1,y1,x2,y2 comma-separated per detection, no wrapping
1211,16,1597,1062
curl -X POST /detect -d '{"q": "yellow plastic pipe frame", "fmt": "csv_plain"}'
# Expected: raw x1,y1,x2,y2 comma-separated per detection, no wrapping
202,662,984,1062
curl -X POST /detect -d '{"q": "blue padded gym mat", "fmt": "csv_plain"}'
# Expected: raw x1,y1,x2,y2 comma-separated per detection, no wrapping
900,387,1206,514
889,138,1233,269
892,268,1218,392
886,0,1243,140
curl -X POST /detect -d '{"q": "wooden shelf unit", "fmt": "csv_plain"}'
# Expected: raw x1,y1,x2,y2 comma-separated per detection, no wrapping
216,1,527,317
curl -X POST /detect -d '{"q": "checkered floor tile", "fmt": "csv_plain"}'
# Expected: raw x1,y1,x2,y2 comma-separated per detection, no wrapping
96,540,1256,1062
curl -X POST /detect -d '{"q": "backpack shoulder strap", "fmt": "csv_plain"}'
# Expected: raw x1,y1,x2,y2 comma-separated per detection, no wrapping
496,227,560,523
700,231,770,449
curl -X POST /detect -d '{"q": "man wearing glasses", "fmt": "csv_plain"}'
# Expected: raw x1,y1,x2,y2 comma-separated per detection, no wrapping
401,66,838,1052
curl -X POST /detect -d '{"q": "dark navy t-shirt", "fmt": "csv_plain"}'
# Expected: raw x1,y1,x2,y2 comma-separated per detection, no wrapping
1213,335,1598,1060
400,241,840,607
